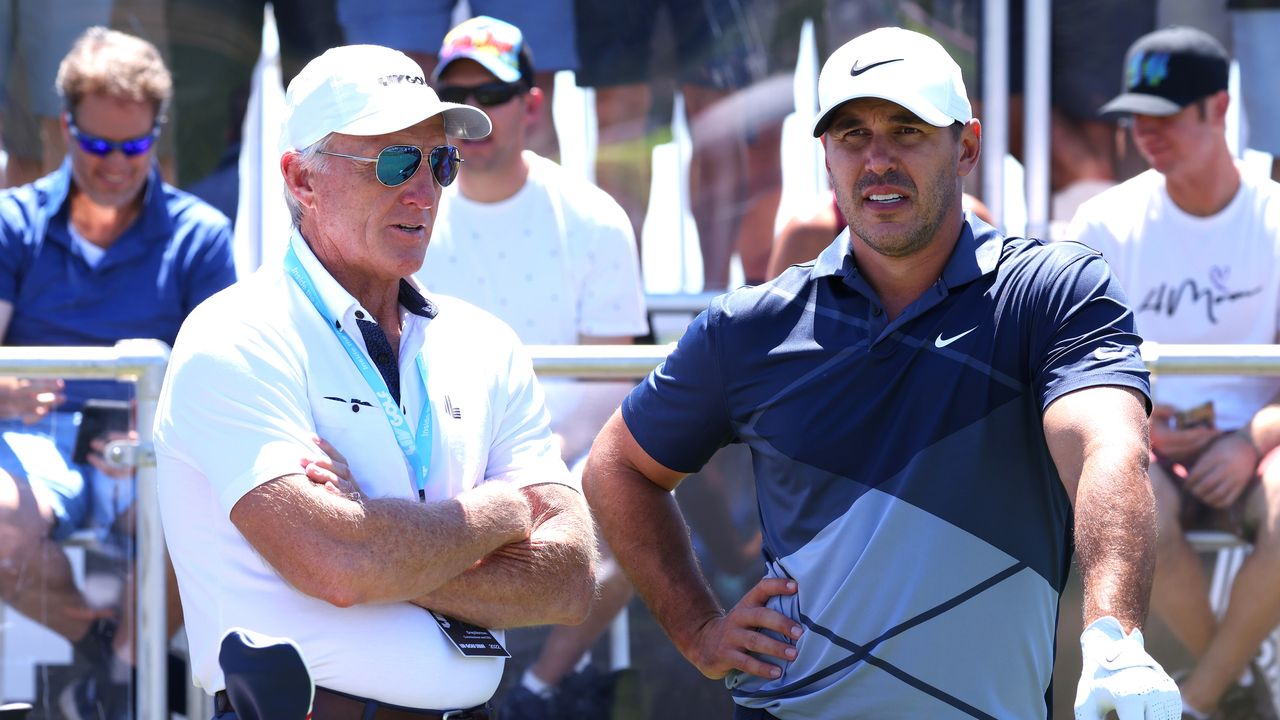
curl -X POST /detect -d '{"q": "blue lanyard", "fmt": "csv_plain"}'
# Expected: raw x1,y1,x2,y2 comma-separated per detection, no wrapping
285,244,434,501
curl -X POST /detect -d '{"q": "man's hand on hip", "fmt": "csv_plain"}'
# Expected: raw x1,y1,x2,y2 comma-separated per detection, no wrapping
1075,616,1181,720
686,577,802,681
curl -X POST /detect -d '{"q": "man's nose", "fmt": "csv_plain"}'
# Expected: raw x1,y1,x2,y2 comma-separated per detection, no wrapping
863,135,897,175
399,163,440,209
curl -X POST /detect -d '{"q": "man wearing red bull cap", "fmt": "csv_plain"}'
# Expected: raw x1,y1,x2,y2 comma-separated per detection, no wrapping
418,16,648,720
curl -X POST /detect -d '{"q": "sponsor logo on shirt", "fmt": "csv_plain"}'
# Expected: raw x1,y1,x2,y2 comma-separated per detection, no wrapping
323,396,374,413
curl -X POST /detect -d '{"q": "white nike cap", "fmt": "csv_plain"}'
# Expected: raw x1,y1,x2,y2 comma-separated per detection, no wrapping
279,44,492,153
812,27,972,137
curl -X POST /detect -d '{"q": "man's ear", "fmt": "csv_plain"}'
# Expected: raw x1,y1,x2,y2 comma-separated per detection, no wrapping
957,119,982,178
526,86,545,121
1209,90,1231,124
281,151,315,210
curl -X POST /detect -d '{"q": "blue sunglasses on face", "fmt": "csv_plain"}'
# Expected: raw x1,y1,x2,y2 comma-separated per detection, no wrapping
318,144,464,187
67,117,159,157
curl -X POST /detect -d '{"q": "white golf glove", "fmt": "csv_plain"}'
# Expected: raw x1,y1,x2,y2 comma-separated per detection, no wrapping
1075,616,1181,720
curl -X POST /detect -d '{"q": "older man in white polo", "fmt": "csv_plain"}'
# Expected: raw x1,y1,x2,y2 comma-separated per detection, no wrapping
154,44,596,720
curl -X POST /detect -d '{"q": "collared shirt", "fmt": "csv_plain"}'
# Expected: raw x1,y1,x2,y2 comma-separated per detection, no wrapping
622,216,1150,719
155,231,569,707
0,159,236,407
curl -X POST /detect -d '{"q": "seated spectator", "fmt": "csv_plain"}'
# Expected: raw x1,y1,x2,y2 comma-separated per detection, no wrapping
413,17,648,719
1064,26,1280,720
0,27,236,719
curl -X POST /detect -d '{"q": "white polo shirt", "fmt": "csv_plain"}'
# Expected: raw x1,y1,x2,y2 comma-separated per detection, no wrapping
154,231,570,708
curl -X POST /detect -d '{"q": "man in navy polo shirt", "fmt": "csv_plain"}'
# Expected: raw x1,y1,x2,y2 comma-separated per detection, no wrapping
584,27,1182,720
0,27,235,719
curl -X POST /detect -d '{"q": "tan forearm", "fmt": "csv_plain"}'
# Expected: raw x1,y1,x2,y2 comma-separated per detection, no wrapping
1075,445,1156,631
233,476,532,606
585,459,722,662
412,485,597,627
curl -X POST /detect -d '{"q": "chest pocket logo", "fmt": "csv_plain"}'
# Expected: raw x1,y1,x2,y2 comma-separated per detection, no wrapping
323,396,374,413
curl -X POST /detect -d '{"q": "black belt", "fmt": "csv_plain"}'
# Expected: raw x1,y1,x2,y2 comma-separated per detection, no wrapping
214,686,490,720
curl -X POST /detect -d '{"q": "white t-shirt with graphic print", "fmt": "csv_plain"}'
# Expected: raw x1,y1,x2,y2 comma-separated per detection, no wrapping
416,151,649,461
1065,166,1280,428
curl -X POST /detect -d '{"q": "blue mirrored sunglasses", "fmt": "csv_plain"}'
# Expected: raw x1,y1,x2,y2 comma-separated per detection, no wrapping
318,144,463,187
68,118,159,157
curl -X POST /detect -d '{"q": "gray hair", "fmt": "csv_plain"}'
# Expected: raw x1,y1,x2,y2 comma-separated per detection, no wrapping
284,134,336,228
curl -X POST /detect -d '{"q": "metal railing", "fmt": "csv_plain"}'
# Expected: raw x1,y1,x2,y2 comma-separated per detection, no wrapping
531,340,1280,378
4,337,1276,718
0,340,169,720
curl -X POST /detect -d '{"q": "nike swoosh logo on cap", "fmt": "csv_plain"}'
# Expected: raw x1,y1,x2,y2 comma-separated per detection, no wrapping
850,58,904,76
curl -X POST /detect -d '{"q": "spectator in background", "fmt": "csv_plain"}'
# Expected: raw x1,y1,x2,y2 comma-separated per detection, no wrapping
164,0,344,221
1065,26,1280,720
0,0,112,188
1230,0,1280,182
574,0,787,290
337,0,575,160
155,43,596,719
585,26,1179,720
0,26,235,719
414,17,648,719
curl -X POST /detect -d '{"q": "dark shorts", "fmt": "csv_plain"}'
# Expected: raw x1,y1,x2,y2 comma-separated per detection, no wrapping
574,0,772,89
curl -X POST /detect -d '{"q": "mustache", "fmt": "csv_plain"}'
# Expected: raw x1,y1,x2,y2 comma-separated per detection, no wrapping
856,171,915,195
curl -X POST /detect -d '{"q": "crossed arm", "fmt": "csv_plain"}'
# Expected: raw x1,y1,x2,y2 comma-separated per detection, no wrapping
230,467,596,629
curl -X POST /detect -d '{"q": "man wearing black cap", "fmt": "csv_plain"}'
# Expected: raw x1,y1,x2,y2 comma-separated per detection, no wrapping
1066,25,1280,720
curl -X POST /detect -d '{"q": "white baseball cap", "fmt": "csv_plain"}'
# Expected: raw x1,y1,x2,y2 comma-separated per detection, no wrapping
812,27,972,137
279,44,492,153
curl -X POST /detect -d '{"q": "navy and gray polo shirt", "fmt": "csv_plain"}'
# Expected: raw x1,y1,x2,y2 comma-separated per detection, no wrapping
621,217,1150,719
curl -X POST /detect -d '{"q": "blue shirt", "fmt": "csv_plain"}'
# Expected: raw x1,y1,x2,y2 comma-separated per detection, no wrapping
622,217,1150,719
0,160,236,407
